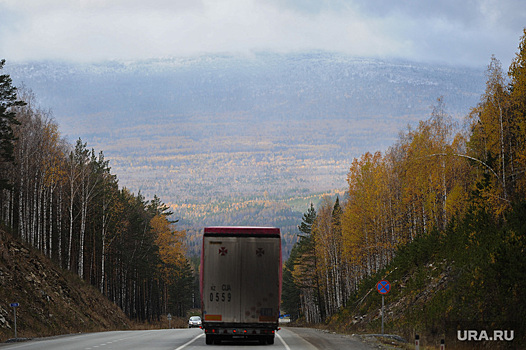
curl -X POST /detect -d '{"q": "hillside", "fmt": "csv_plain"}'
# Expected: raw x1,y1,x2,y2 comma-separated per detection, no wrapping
326,202,526,349
280,33,526,349
0,227,131,342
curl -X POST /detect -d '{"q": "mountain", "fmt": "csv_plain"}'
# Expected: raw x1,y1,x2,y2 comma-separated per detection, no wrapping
5,53,486,247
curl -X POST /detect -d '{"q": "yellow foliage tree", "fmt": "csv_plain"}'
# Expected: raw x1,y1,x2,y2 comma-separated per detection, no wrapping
508,28,526,197
468,57,512,215
151,214,186,281
343,151,392,279
341,98,473,289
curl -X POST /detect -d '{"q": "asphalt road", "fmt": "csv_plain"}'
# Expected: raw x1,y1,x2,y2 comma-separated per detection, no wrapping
0,327,380,350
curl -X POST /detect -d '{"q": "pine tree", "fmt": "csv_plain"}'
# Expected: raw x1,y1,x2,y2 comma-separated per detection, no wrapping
0,59,25,189
298,202,316,237
281,243,302,320
280,203,323,323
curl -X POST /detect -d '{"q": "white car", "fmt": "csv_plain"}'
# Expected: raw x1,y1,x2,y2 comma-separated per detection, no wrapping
188,316,202,328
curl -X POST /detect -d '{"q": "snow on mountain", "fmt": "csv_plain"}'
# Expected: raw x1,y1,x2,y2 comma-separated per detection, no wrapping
5,52,485,214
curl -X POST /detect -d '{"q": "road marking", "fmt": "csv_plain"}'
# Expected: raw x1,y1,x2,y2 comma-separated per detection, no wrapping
277,332,291,350
174,333,204,350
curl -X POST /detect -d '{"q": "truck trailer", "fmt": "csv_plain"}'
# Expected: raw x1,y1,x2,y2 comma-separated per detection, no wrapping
200,226,282,345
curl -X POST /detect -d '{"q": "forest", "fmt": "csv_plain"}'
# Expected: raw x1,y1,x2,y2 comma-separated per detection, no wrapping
0,59,194,322
1,27,525,339
282,30,526,340
6,52,484,227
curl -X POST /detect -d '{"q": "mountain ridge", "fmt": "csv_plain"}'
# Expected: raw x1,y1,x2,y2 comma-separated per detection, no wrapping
5,53,486,240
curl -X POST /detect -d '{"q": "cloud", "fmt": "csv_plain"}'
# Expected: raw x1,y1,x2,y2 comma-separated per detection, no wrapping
350,0,526,66
0,0,524,66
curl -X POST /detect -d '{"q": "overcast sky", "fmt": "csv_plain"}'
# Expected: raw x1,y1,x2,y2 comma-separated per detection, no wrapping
1,0,525,67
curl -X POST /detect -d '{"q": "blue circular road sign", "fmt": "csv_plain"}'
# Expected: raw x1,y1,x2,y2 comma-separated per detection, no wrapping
376,280,391,294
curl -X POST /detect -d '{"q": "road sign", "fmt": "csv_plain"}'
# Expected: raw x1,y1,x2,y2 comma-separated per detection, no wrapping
376,280,390,334
10,303,19,339
376,280,391,294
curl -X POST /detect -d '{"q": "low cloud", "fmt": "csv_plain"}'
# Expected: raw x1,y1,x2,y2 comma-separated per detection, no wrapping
1,0,524,66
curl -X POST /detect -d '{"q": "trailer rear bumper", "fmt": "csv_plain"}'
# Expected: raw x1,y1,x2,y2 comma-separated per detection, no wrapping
203,322,278,345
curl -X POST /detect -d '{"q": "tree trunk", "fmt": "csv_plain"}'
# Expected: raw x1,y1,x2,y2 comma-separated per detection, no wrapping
78,181,87,279
68,180,75,271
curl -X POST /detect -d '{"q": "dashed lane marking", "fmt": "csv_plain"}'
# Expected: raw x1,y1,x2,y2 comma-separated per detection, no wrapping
277,332,291,350
174,333,205,350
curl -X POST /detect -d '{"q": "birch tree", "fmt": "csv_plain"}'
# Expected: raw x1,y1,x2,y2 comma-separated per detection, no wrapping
468,57,513,215
508,28,526,197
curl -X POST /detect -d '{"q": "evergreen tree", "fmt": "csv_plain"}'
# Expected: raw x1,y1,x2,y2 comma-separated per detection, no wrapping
0,59,24,189
281,243,302,320
298,202,316,237
282,203,319,323
290,202,323,322
167,260,194,317
331,196,342,228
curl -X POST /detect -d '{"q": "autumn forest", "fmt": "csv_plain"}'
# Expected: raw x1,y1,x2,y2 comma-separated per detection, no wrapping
0,62,193,321
1,28,526,342
282,30,526,342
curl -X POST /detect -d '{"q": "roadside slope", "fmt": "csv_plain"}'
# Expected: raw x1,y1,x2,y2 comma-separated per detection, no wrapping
0,228,131,341
327,203,526,348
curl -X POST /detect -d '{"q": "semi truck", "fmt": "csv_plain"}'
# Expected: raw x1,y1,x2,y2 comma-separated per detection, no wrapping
200,226,282,345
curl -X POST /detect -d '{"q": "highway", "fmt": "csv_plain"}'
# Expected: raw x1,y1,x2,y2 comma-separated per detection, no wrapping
0,327,379,350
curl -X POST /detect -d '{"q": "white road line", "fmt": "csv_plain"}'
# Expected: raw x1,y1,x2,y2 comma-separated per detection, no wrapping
174,333,204,350
277,332,291,350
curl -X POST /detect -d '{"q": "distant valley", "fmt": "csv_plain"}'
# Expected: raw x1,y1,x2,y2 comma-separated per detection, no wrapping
7,52,485,254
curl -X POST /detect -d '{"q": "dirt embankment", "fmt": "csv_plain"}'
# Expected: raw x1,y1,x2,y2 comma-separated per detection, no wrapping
0,228,131,342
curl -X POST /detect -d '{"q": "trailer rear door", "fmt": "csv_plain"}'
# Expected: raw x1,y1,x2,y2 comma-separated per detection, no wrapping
202,237,241,323
239,237,280,324
202,228,281,325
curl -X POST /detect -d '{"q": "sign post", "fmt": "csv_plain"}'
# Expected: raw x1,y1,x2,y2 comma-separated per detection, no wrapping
167,313,172,329
10,303,19,340
376,280,390,335
381,294,384,334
